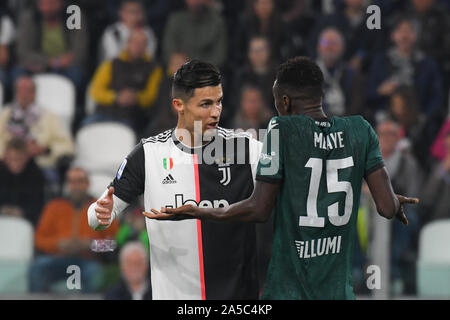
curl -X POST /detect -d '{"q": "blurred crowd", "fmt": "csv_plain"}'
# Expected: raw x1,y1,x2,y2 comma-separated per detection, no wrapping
0,0,449,298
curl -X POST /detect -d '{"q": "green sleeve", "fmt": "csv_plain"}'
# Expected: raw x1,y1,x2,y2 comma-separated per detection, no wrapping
256,117,284,183
364,119,384,177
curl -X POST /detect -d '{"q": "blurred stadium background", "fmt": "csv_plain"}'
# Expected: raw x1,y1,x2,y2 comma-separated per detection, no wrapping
0,0,449,300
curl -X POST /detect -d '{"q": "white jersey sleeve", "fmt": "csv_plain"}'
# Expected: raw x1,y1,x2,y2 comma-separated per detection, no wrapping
249,137,263,181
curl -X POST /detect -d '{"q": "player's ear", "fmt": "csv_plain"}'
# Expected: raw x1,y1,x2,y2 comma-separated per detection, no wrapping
172,98,185,115
281,95,291,115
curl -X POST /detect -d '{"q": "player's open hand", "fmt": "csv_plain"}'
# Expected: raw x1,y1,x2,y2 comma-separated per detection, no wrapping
142,205,198,221
395,194,419,226
95,186,114,226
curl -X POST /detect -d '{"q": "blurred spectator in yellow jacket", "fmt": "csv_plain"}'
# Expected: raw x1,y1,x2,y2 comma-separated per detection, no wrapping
89,29,163,136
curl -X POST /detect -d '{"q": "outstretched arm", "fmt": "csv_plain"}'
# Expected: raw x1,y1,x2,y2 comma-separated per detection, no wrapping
143,180,280,222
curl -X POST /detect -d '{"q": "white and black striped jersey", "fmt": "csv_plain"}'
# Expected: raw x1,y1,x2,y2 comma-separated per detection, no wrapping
110,127,262,300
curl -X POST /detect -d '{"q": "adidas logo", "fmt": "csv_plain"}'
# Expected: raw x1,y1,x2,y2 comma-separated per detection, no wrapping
162,174,177,184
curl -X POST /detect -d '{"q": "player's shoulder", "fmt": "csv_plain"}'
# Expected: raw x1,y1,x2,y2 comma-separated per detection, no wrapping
264,116,289,133
336,115,370,126
141,129,173,145
333,115,373,133
267,115,313,133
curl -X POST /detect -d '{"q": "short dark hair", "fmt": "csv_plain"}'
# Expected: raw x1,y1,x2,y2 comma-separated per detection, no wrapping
390,14,419,34
275,56,324,102
172,60,222,101
120,0,144,9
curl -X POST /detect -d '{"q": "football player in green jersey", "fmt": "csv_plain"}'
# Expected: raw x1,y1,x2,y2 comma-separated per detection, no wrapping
144,56,419,299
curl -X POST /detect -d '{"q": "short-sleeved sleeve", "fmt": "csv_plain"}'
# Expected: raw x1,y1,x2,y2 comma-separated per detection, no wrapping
364,120,385,178
256,117,284,183
110,141,145,203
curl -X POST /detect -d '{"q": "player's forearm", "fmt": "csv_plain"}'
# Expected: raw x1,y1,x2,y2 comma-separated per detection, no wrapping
199,185,276,223
199,198,266,223
366,167,400,219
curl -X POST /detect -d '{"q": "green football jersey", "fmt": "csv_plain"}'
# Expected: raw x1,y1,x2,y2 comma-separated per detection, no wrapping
256,115,384,300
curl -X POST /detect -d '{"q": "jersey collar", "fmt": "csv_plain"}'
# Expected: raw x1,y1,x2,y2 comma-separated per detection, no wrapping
171,127,216,155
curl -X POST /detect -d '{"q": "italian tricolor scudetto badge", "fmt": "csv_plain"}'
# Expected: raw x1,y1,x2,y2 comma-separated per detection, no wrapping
163,157,174,170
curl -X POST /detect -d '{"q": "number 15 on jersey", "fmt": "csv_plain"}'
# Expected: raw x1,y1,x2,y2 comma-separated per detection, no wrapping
300,156,354,228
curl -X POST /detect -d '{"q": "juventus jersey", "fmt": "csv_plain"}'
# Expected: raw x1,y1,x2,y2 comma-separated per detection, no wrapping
111,127,262,300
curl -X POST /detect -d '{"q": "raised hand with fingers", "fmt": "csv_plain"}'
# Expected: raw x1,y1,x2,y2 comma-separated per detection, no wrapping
395,194,419,226
95,186,115,226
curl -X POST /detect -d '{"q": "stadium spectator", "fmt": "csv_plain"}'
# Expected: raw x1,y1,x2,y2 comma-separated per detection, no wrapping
233,0,292,67
377,118,422,294
315,27,365,117
407,0,450,88
29,166,119,293
0,9,15,90
307,0,383,72
232,85,272,134
0,138,45,226
143,51,187,137
230,36,277,120
0,76,75,174
89,29,163,135
388,85,431,167
162,0,227,67
430,118,450,161
420,130,450,224
13,0,88,90
104,241,151,300
367,15,444,119
99,0,158,62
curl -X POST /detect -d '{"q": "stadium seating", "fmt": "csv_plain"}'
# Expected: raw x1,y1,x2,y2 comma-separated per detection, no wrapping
33,73,76,131
74,122,136,177
89,173,113,198
0,216,34,294
417,219,450,298
85,81,96,116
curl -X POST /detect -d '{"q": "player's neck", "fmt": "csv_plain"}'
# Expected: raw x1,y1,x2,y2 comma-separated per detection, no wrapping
174,126,212,148
294,104,327,120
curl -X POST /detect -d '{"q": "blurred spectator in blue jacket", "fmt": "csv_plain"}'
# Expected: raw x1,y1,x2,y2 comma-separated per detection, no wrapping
315,27,365,117
367,15,444,121
307,0,383,73
407,0,450,90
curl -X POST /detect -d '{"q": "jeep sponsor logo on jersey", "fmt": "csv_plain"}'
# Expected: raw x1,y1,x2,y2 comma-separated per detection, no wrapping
166,194,230,209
